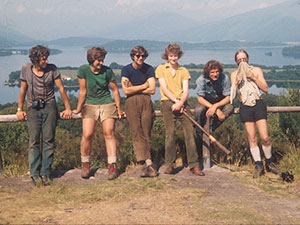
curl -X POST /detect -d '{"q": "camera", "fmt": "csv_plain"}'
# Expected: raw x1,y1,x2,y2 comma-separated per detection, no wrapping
32,98,46,110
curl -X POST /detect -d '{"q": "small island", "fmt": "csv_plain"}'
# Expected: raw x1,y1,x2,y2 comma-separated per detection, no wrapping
0,48,62,57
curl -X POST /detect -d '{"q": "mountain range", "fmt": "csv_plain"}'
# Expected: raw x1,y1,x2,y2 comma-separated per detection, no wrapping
0,0,299,47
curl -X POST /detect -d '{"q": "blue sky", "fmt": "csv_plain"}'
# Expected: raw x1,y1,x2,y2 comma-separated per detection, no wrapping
0,0,290,40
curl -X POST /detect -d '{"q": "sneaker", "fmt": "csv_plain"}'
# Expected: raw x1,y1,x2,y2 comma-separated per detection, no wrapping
81,162,91,179
31,175,42,186
108,163,119,180
41,175,51,186
266,161,280,175
253,161,264,178
190,166,205,176
141,165,158,178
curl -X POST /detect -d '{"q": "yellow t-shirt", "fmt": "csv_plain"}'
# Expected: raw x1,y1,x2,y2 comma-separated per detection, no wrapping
155,63,191,101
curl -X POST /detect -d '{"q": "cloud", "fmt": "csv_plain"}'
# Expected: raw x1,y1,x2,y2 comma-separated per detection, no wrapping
35,8,54,15
16,3,26,13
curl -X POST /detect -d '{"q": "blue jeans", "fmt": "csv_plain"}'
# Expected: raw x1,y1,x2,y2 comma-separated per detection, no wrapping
27,102,58,177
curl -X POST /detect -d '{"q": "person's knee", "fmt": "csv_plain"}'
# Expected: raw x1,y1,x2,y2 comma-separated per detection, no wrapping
261,137,271,146
194,104,207,119
248,134,257,145
103,130,114,140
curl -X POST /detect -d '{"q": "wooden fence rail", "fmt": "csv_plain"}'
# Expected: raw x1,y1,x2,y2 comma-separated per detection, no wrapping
1,106,300,123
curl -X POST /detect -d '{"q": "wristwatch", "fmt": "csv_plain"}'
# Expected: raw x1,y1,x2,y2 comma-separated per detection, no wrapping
17,108,22,112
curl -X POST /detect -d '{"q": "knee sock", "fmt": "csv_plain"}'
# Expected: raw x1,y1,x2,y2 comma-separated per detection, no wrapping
250,146,261,162
145,159,153,166
262,145,272,160
108,156,117,164
81,156,90,163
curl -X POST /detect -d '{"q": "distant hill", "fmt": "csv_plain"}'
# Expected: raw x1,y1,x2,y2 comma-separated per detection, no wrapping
89,39,285,53
0,24,33,47
39,36,112,47
157,0,300,42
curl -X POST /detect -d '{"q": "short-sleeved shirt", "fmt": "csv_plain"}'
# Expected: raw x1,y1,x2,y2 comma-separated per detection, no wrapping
195,73,231,104
155,63,190,101
77,64,115,105
20,63,60,107
121,63,155,97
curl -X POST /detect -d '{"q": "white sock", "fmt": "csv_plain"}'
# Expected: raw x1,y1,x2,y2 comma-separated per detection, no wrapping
81,156,90,163
108,156,117,164
262,145,272,160
250,146,261,162
145,159,153,166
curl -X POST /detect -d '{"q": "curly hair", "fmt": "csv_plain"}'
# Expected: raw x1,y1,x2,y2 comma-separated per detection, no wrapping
203,60,223,78
161,43,183,60
130,45,149,60
29,45,50,64
87,47,107,65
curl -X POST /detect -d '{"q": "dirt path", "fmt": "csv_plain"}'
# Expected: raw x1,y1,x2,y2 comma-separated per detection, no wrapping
1,165,300,224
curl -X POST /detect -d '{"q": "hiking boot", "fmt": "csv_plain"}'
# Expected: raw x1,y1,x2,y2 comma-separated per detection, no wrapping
164,167,176,175
41,175,51,186
266,159,280,175
81,162,91,179
108,163,119,180
190,166,205,176
253,161,264,178
140,165,158,178
31,175,42,186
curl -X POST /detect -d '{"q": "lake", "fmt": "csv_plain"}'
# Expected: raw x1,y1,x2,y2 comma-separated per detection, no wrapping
0,46,299,104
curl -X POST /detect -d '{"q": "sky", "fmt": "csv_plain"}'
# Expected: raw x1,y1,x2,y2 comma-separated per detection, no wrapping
0,0,290,40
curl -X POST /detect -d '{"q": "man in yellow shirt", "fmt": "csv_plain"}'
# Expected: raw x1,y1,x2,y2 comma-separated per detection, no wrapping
155,43,204,176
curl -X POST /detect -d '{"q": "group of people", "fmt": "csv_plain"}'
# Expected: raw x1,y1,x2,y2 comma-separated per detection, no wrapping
16,44,280,186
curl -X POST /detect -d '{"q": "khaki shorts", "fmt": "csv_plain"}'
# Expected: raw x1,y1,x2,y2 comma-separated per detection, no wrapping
81,103,118,122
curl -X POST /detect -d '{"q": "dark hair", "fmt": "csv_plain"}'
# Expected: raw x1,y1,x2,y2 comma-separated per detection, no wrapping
234,49,249,62
29,45,50,64
161,43,183,60
87,47,107,65
130,45,149,60
203,60,223,78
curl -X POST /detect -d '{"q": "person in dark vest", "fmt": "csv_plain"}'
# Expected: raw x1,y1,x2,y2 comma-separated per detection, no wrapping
16,45,72,186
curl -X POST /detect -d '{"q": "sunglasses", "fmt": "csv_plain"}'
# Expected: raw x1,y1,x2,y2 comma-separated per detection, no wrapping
135,54,146,59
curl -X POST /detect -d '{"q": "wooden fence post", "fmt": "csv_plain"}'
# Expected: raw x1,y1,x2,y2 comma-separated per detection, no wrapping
202,117,211,169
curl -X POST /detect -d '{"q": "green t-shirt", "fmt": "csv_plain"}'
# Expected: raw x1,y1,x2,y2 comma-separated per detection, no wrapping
78,64,115,105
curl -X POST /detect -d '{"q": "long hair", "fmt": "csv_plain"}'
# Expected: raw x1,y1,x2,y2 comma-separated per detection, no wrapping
130,45,149,60
29,45,50,64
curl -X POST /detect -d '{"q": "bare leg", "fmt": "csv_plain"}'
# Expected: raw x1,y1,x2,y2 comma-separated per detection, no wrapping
81,118,97,157
102,118,117,158
244,121,258,148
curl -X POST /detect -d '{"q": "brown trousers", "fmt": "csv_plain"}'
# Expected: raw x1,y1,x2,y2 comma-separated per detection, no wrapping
125,94,154,162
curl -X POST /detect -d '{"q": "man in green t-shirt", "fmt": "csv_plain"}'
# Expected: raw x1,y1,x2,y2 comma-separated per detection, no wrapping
73,47,124,180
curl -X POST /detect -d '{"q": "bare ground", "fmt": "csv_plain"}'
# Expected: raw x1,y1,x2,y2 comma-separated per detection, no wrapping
1,165,300,224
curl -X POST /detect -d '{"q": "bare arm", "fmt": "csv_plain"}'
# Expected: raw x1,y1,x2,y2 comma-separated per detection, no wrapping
141,77,156,95
73,77,87,113
121,76,149,95
16,80,27,121
55,78,72,119
110,80,124,119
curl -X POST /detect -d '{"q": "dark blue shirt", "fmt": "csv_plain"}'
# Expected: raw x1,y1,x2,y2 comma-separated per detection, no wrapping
121,63,155,86
195,73,231,103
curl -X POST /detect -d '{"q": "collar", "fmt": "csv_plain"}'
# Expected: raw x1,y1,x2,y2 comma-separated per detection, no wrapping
163,62,184,70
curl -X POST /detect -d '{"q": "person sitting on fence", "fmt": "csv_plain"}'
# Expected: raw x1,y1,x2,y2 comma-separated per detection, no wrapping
194,60,233,168
155,43,204,176
16,45,72,186
121,45,157,177
230,49,280,178
73,47,124,180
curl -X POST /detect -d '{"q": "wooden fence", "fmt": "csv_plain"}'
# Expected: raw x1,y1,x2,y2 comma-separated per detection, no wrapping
1,106,300,122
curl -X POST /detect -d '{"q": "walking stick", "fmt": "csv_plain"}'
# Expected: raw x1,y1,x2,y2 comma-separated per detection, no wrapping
182,110,230,155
